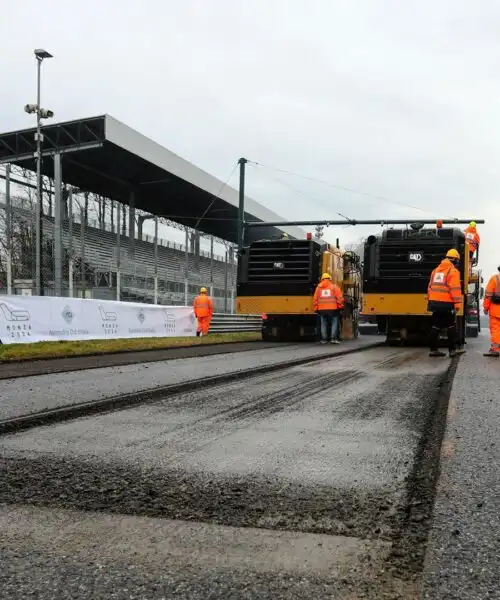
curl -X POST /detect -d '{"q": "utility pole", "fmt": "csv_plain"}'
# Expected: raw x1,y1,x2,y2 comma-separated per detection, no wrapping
237,157,247,250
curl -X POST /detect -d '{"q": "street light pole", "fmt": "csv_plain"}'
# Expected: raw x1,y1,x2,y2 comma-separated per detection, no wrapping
35,55,43,296
32,48,53,296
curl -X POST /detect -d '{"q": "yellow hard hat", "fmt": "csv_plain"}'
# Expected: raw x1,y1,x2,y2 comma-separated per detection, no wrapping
446,249,460,260
469,221,476,228
321,272,332,280
200,287,208,293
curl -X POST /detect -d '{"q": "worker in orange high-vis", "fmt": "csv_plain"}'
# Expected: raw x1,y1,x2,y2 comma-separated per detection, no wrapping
313,273,344,344
464,221,480,264
193,287,214,336
427,249,465,358
483,267,500,357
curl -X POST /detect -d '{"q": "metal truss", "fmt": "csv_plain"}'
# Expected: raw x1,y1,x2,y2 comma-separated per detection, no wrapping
0,116,105,164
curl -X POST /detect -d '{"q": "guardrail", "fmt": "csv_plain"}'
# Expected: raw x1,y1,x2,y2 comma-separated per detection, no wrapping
210,313,261,333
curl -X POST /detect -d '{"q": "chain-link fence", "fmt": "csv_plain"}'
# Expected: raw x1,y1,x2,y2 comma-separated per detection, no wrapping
0,177,238,313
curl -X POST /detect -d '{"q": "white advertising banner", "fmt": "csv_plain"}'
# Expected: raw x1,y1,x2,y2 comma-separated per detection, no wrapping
0,295,197,345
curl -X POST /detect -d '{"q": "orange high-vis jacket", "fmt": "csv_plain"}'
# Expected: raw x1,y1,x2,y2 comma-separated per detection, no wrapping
464,226,480,252
427,259,463,307
193,294,214,318
313,280,344,311
483,274,500,318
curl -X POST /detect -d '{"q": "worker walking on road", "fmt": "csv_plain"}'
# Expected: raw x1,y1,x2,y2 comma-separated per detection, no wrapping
464,221,480,264
483,267,500,357
427,249,465,358
313,273,344,344
193,287,214,337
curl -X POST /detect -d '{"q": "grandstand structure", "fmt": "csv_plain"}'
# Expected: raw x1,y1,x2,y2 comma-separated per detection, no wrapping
0,115,303,311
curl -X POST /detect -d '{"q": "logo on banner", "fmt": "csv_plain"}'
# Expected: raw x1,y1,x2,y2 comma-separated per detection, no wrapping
61,305,74,324
99,306,117,322
137,309,146,324
163,310,176,333
0,303,31,322
0,302,32,341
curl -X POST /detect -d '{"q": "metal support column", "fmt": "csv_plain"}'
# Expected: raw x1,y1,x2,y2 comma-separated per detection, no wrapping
53,153,62,296
237,157,247,250
230,244,236,314
210,236,214,289
153,216,159,304
80,206,86,296
184,226,189,306
128,190,135,260
224,249,228,313
184,226,189,277
68,189,74,297
5,164,12,295
116,202,121,301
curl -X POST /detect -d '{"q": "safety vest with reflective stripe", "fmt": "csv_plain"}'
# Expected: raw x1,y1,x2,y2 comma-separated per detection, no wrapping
313,281,344,311
464,227,480,252
193,294,214,318
483,274,500,318
427,259,462,306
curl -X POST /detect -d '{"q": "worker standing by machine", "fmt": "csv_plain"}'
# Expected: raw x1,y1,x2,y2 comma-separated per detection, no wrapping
313,273,344,344
427,249,465,357
464,221,480,264
483,267,500,357
193,287,214,337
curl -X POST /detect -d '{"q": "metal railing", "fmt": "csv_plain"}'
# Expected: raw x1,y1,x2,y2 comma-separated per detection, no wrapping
210,314,261,333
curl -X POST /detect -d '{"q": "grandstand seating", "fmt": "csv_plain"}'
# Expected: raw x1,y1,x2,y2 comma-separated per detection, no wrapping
1,194,237,310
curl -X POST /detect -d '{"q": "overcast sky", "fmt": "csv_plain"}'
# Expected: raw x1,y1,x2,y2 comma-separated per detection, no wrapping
1,0,499,279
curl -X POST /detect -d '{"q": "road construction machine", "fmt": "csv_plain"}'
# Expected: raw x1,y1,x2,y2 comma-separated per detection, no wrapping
361,222,483,345
236,234,362,341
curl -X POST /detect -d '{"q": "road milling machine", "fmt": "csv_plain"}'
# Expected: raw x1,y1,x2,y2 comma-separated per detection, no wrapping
361,221,484,346
236,233,362,341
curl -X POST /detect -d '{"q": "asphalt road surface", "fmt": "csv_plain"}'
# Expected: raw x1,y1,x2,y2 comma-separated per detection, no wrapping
421,334,500,599
0,337,378,421
0,345,454,599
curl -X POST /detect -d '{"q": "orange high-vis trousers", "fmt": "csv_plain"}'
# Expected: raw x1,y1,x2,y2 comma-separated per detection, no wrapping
197,316,211,335
490,315,500,353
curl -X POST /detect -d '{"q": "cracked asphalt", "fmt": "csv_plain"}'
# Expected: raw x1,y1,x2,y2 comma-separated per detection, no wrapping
0,344,454,599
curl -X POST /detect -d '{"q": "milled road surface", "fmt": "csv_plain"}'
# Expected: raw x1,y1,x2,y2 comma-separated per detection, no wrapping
0,345,454,599
0,337,378,421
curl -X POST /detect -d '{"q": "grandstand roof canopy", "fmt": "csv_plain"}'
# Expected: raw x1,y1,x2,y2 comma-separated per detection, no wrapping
0,114,304,244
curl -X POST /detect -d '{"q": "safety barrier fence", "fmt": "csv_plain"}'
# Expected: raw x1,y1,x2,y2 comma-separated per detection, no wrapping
210,314,262,333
